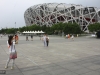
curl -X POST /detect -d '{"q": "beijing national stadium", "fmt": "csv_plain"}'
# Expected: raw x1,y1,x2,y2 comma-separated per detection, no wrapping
24,3,100,31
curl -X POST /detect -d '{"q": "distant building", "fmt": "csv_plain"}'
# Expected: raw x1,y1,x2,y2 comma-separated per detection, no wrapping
24,3,100,31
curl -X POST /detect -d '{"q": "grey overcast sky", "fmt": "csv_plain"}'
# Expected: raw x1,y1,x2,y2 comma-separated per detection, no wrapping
0,0,100,29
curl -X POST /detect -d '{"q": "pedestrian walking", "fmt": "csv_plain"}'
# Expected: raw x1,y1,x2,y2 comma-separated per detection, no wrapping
40,34,42,40
26,35,29,41
1,34,2,38
31,35,33,41
68,34,70,39
5,35,17,70
66,34,68,39
77,34,78,37
42,34,47,47
46,34,49,47
71,34,74,41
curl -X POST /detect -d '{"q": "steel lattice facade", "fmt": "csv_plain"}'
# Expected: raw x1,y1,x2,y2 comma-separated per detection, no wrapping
24,3,100,31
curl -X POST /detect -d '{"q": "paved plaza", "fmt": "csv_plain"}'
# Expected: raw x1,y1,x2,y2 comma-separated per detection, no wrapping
0,35,100,75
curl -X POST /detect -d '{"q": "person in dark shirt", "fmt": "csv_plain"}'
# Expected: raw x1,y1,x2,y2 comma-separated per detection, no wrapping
31,35,33,41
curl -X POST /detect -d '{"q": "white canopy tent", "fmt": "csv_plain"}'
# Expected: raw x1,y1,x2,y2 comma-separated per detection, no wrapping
22,30,45,34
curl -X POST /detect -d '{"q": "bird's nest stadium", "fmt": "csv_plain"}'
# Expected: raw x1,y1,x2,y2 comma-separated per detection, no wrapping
24,3,100,31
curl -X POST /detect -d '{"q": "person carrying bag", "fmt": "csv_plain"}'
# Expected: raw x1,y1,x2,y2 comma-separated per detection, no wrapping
5,35,17,70
10,43,17,59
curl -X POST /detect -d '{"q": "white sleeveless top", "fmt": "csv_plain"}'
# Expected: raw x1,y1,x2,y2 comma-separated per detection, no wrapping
43,36,46,41
7,41,16,53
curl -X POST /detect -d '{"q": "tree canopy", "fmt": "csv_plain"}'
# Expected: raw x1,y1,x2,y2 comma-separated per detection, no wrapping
0,22,82,35
88,23,100,32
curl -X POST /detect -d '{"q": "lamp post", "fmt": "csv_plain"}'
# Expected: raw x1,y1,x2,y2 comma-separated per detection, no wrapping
15,22,16,34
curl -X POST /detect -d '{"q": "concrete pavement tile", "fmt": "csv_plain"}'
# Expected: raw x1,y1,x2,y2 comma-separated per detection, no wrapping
0,66,6,70
33,72,52,75
35,61,51,66
81,71,100,75
86,65,100,70
63,65,84,71
92,60,100,65
57,62,77,67
20,66,41,72
48,68,70,75
40,64,58,68
7,72,23,75
43,66,63,71
73,67,92,74
80,62,95,67
61,71,79,75
75,60,89,65
85,59,99,63
22,68,46,75
16,62,36,68
6,69,20,74
96,68,100,73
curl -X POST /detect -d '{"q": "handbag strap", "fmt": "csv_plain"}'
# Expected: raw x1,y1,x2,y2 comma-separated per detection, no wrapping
11,43,13,53
14,45,16,52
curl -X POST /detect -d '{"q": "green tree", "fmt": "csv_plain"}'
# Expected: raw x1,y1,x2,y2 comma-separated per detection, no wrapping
88,23,100,32
63,22,81,34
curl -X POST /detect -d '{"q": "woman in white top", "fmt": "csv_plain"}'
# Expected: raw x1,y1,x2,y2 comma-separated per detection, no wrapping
5,35,16,70
71,34,74,41
42,34,47,47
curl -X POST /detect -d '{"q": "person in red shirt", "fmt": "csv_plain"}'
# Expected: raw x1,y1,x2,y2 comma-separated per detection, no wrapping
68,34,70,39
15,35,19,44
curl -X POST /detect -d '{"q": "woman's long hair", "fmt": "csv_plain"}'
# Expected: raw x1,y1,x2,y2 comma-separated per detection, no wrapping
8,35,13,45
